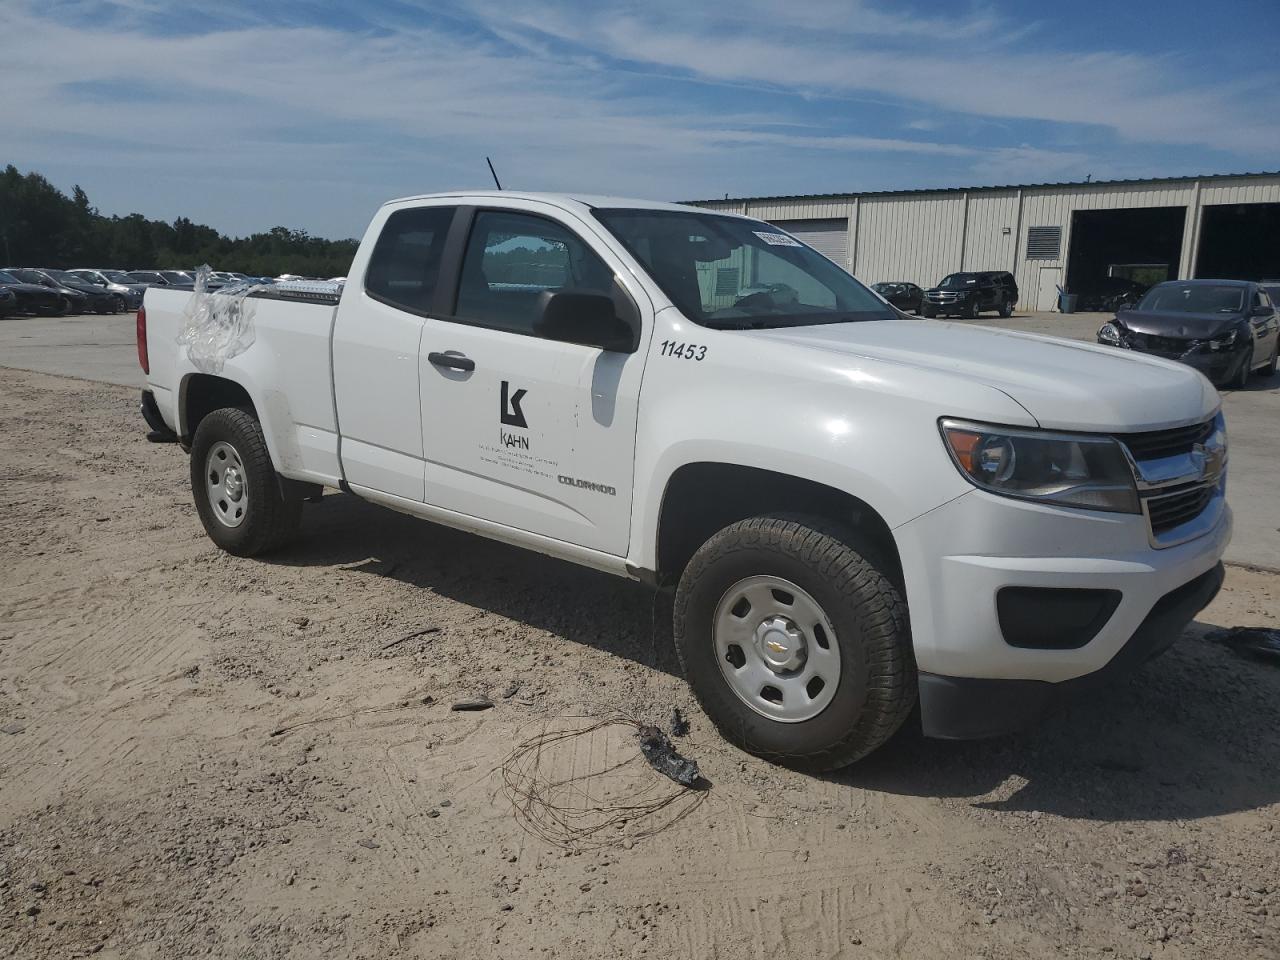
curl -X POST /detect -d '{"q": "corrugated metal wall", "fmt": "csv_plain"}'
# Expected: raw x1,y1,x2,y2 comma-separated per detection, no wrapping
854,195,965,285
693,174,1280,309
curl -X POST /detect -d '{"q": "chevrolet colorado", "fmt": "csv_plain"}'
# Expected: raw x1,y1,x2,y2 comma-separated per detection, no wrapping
139,193,1231,770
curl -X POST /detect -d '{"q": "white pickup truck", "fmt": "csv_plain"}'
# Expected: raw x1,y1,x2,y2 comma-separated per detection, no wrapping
139,192,1230,770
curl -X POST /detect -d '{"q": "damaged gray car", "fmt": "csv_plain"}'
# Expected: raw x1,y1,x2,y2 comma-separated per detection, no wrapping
1097,279,1280,388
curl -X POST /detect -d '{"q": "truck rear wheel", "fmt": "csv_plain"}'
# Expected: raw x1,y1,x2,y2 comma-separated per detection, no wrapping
190,407,302,556
673,515,915,771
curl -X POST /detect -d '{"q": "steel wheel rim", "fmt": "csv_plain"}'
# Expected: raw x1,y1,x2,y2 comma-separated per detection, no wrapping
205,441,249,528
713,575,842,723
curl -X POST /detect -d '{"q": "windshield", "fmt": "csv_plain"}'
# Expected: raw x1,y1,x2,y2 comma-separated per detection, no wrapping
939,273,979,288
160,271,191,283
48,270,79,283
129,272,165,283
13,269,49,284
0,271,19,284
592,209,890,329
1137,283,1245,314
102,271,133,283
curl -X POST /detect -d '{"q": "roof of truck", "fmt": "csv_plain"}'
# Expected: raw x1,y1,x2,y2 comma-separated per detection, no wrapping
383,191,740,215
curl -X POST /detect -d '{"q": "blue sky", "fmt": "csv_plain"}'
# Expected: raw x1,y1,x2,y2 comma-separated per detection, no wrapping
5,0,1278,239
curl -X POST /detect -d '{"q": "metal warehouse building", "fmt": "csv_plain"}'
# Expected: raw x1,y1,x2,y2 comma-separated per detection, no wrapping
692,171,1280,311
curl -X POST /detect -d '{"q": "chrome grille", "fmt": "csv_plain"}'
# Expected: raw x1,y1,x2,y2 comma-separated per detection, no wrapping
1116,416,1223,547
1145,483,1216,536
1116,419,1215,461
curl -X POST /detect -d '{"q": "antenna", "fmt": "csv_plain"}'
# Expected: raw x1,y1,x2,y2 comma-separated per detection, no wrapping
486,156,503,191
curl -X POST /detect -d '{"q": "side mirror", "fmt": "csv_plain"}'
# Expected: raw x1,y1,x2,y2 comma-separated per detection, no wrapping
533,283,640,353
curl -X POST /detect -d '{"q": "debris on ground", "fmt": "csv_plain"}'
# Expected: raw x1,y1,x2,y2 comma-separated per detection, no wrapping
356,838,380,849
501,715,707,850
451,696,494,712
669,707,689,737
637,724,700,787
1206,626,1280,663
381,625,440,650
1,721,27,735
500,681,522,699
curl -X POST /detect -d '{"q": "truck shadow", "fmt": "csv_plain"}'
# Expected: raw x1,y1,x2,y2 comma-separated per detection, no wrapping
263,490,683,677
269,492,1279,822
835,627,1280,822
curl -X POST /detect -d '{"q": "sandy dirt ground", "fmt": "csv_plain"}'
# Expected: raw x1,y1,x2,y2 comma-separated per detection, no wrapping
1,368,1278,960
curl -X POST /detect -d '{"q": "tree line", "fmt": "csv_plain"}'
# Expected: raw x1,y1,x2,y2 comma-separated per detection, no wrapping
0,165,358,278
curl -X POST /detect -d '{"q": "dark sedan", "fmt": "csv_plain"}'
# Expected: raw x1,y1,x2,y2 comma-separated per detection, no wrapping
1097,279,1280,388
0,269,70,315
45,269,124,313
871,281,923,314
11,268,119,314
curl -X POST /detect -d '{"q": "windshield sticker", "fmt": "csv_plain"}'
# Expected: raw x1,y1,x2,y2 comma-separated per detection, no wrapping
753,231,802,248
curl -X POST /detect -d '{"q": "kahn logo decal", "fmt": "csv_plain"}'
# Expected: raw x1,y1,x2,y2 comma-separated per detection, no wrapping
500,380,528,429
500,429,529,450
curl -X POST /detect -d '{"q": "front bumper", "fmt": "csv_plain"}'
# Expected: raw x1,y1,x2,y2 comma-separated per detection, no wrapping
893,485,1231,737
1101,336,1248,385
918,562,1223,738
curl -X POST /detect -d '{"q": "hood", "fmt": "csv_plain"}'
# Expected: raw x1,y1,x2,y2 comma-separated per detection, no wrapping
1116,309,1243,339
746,318,1218,432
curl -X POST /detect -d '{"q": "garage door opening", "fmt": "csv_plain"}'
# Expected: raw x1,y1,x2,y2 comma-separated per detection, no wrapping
1066,207,1185,310
1195,203,1280,280
769,219,849,267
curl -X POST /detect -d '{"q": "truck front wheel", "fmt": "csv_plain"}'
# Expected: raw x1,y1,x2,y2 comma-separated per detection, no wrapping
190,407,302,556
673,515,915,771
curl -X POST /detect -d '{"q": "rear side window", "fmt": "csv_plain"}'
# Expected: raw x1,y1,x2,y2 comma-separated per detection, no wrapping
365,206,456,313
454,210,614,336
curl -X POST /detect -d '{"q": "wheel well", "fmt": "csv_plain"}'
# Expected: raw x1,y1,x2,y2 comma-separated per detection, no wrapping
655,462,902,587
181,375,255,440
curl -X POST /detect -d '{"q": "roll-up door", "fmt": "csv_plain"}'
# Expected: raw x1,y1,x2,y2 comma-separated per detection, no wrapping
770,218,849,266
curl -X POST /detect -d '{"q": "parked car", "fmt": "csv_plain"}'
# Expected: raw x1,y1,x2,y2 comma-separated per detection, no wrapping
4,269,93,314
126,271,171,287
68,269,148,309
0,269,66,315
1097,279,1280,388
922,271,1018,318
159,270,195,286
1078,276,1148,313
43,269,125,313
139,192,1229,770
871,281,923,314
17,268,119,314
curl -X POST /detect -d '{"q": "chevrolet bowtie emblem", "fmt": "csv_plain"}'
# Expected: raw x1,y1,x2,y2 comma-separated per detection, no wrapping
765,640,788,654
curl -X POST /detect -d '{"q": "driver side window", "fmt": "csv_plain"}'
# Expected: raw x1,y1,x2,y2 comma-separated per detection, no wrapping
455,210,615,337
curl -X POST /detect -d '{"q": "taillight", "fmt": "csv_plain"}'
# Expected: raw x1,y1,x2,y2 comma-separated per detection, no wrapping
136,305,149,374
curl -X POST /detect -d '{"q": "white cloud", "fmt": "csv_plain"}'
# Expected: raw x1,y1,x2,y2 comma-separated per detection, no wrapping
4,0,1273,236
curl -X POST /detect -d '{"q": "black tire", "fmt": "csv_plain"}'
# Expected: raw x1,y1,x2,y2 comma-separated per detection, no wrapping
967,299,980,319
673,515,916,771
1263,341,1279,377
922,305,936,319
1230,347,1253,390
190,407,302,557
999,300,1013,318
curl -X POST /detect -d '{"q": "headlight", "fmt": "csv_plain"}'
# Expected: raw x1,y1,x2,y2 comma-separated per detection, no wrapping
940,419,1139,513
1208,330,1237,352
1098,322,1124,345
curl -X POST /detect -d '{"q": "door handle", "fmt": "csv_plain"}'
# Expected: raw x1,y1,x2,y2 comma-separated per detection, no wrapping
428,351,475,372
